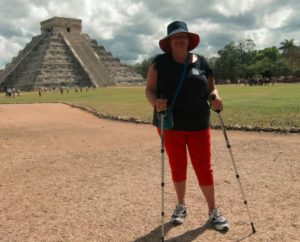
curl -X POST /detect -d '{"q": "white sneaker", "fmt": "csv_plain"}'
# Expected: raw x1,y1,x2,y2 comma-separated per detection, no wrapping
171,203,187,225
209,208,229,231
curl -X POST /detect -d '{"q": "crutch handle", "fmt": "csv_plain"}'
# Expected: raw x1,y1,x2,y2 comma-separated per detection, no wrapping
158,94,167,115
210,94,221,113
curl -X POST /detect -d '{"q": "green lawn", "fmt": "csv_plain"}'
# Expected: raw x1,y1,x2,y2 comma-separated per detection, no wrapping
1,84,299,130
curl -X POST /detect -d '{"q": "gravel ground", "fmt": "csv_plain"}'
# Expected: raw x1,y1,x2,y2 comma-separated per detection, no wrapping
0,103,299,242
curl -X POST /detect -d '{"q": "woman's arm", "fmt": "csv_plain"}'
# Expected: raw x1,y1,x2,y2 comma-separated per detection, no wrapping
208,75,223,111
145,64,167,112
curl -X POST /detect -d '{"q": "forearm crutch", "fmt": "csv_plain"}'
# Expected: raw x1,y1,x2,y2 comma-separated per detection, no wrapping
211,95,256,234
160,112,166,242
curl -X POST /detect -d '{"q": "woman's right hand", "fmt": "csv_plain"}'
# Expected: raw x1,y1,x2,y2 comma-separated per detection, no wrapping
155,98,168,112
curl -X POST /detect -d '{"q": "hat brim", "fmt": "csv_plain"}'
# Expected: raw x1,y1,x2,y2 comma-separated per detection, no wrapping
159,31,200,53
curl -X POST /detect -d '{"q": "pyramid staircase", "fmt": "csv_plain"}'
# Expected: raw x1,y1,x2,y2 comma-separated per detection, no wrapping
82,34,143,84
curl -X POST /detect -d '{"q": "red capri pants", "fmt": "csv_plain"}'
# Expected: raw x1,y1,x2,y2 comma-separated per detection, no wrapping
158,128,214,186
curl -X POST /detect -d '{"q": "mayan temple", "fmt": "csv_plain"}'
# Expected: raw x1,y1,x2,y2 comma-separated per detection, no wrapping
0,17,143,90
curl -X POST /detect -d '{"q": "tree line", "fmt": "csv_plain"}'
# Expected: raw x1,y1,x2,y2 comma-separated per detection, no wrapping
130,39,300,84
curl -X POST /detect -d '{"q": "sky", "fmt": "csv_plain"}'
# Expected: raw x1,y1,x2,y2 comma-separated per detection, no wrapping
0,0,299,69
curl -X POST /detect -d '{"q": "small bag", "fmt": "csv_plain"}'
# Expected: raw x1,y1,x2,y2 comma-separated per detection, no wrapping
155,107,173,130
153,54,190,130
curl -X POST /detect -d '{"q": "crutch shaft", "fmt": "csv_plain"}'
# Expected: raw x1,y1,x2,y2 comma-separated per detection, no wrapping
160,113,165,241
211,94,256,233
216,112,256,233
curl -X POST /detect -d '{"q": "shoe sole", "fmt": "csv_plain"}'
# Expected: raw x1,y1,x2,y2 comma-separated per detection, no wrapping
213,223,229,232
171,215,187,225
171,219,184,225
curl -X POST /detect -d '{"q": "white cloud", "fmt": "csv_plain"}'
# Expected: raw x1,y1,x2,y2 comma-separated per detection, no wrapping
213,0,256,17
0,0,299,69
191,19,220,36
0,36,24,64
243,28,274,50
263,8,294,29
0,36,5,59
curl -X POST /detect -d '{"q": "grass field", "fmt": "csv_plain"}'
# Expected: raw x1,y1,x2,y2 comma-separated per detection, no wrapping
1,83,299,130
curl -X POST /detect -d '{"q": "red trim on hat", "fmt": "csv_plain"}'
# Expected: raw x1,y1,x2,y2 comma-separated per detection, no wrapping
159,32,200,53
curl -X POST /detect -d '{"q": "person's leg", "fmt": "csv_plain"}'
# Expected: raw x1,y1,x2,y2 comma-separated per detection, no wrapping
173,181,186,204
162,129,188,203
186,128,215,213
199,185,215,213
187,128,229,230
158,129,188,224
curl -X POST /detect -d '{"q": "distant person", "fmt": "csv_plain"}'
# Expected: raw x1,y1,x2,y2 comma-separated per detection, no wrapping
12,88,16,98
145,20,229,231
7,88,12,97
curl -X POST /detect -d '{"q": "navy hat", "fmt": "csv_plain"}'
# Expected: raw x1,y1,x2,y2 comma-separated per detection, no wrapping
159,21,200,52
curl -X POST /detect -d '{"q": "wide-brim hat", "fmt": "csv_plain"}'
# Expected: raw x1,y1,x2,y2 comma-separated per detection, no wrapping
159,21,200,53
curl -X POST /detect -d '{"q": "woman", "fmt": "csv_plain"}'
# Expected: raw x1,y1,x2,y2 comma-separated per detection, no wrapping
145,20,229,231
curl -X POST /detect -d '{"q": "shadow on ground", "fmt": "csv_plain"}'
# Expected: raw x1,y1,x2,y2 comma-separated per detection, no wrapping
134,221,214,242
134,221,256,242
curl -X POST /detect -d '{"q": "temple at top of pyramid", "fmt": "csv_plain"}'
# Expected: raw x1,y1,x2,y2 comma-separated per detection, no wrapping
0,17,144,91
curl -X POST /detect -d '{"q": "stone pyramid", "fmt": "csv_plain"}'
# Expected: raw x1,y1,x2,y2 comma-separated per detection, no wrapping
0,17,143,91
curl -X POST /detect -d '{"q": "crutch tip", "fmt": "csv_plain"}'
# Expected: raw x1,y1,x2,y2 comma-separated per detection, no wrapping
251,223,256,233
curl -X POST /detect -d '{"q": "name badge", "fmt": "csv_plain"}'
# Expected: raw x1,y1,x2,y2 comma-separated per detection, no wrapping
192,68,200,75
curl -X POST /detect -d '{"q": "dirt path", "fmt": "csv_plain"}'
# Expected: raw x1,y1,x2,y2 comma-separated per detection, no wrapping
0,103,299,242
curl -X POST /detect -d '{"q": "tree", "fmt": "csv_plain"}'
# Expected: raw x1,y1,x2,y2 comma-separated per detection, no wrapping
249,47,291,78
273,60,291,77
131,38,300,84
129,56,156,78
214,42,240,83
279,39,300,74
279,39,296,56
255,47,280,62
236,39,256,64
236,39,256,79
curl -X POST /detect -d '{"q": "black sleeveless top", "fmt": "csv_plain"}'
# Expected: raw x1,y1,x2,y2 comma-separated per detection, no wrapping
153,53,212,131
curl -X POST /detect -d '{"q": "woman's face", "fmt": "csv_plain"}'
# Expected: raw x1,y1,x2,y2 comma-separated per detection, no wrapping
170,33,190,51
